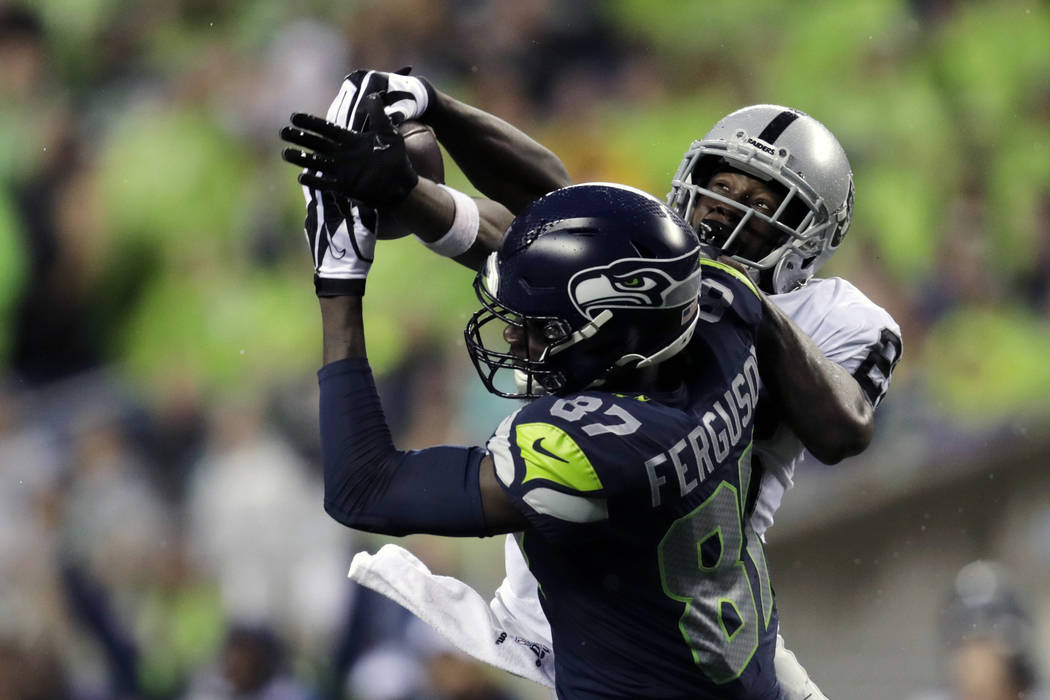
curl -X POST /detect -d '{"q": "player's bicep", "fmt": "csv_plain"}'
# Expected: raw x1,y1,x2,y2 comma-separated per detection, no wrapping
479,453,530,533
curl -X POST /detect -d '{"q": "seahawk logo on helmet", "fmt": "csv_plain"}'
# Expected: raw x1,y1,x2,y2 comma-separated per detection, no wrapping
569,251,702,319
464,183,702,399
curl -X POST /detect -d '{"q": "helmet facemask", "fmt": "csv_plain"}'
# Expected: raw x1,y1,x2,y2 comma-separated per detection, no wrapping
465,273,577,399
668,117,853,294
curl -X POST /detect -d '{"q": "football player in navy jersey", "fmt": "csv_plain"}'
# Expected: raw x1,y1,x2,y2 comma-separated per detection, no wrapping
291,139,783,696
282,73,901,699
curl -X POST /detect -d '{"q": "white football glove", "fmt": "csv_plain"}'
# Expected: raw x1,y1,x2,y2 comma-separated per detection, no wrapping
303,188,375,297
328,67,431,129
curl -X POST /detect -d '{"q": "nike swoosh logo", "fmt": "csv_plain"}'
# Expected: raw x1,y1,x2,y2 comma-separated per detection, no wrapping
532,437,568,463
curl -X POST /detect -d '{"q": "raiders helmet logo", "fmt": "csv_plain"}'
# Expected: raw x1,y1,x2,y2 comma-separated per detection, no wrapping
830,181,855,248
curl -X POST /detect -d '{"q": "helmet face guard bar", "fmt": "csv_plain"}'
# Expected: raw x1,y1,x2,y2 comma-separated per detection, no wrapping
463,275,569,399
668,140,831,272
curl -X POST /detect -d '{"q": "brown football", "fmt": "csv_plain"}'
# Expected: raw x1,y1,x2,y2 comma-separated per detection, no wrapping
375,119,445,239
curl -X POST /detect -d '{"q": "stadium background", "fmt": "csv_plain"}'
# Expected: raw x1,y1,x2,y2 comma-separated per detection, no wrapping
2,0,1049,697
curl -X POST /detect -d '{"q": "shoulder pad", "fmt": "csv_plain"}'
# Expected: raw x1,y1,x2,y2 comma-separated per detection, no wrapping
700,258,760,297
486,393,671,526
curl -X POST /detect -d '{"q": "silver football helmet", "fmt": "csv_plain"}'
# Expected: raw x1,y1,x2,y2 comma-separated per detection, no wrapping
667,104,854,294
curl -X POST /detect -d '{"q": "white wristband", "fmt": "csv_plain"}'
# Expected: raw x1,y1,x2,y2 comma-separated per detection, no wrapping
420,185,479,258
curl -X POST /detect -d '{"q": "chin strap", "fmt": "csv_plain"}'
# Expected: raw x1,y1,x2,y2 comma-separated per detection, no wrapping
770,250,808,294
636,309,700,369
546,310,614,357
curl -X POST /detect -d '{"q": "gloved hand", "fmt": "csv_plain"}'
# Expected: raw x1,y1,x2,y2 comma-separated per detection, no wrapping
296,188,375,298
283,69,431,296
282,99,399,297
333,66,433,128
282,94,419,209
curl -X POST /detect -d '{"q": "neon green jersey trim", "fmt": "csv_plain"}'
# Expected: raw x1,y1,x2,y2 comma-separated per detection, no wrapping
516,422,604,492
700,258,760,297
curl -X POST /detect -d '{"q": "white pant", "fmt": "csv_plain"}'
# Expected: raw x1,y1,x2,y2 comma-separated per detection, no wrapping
774,631,829,700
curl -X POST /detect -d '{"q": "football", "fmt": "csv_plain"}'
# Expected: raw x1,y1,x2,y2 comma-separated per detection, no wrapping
375,119,445,239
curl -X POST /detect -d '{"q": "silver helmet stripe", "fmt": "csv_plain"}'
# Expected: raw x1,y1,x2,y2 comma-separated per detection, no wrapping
661,265,704,307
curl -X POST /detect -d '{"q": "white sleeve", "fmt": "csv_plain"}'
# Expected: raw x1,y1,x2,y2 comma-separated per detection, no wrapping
770,277,903,406
750,278,902,537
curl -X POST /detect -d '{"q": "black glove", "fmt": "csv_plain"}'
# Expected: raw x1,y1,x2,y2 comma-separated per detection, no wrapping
281,94,419,209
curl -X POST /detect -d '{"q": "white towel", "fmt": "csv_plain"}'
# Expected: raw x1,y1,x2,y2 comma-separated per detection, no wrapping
348,542,556,688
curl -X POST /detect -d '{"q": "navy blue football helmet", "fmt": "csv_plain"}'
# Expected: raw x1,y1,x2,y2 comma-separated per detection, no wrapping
465,183,702,399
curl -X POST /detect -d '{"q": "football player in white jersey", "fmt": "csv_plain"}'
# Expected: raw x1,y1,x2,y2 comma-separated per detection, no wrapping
664,105,903,538
283,70,902,698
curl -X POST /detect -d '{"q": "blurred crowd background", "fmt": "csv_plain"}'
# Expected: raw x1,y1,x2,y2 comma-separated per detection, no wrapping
2,0,1049,698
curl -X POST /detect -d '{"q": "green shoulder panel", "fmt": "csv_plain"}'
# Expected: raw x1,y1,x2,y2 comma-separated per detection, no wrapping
515,421,604,493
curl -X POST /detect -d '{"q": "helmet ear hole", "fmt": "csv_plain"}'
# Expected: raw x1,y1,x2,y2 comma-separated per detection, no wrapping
542,319,571,342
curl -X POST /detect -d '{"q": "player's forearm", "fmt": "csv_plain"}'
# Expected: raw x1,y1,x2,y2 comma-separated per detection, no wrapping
317,296,501,536
321,296,367,364
388,178,514,271
425,89,571,213
758,297,873,464
318,357,494,536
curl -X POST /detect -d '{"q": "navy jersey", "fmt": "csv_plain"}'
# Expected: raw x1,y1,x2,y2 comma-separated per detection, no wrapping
486,263,779,699
681,257,766,418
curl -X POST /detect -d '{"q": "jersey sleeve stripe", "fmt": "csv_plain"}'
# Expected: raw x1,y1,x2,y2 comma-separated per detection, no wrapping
700,259,760,297
521,488,608,522
487,410,522,487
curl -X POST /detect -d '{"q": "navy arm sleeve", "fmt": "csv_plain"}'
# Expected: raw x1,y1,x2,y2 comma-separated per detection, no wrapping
318,357,490,537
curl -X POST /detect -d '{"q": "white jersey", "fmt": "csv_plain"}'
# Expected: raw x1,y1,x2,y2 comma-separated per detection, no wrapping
750,276,902,537
349,276,901,696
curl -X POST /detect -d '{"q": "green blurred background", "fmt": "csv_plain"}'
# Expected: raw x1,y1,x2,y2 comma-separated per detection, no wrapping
2,1,1049,698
